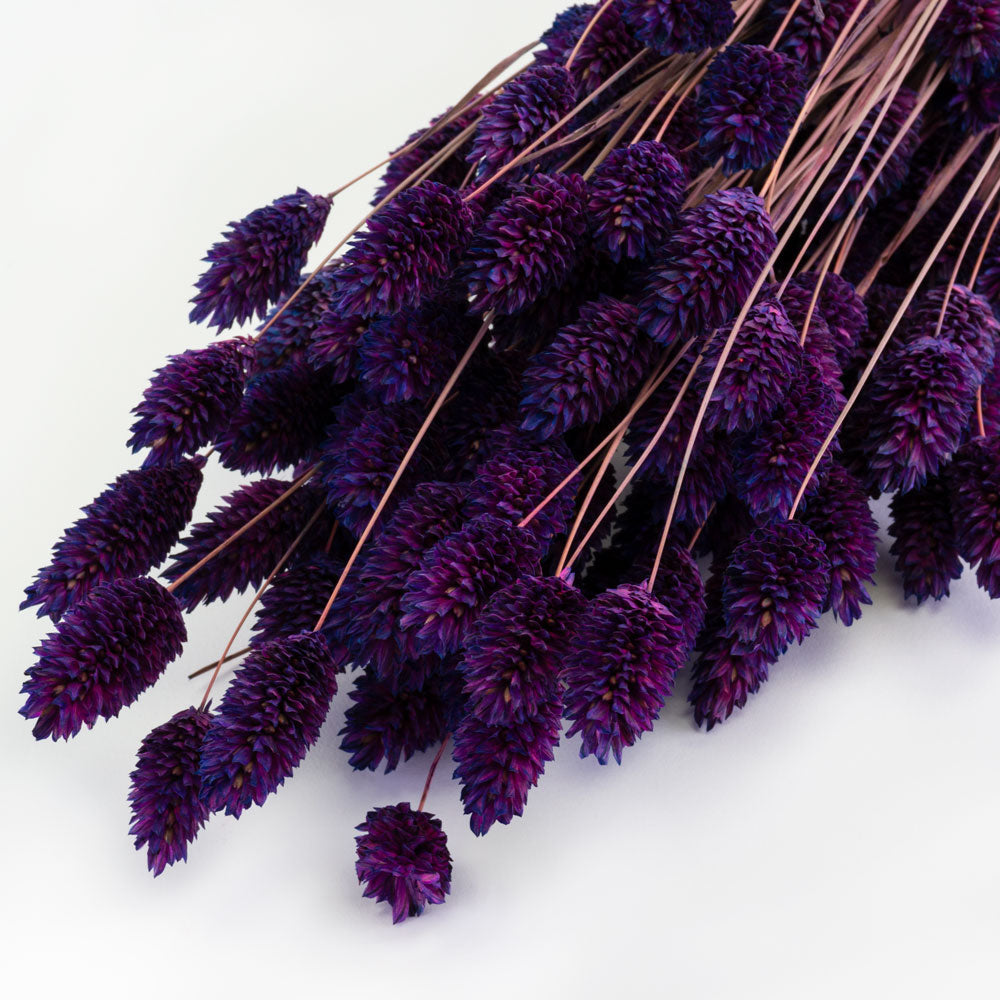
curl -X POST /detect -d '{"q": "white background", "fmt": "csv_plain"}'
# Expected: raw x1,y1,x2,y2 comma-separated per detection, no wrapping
2,2,999,997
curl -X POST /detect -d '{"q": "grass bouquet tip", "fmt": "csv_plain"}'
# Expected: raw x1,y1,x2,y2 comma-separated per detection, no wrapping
18,0,1000,923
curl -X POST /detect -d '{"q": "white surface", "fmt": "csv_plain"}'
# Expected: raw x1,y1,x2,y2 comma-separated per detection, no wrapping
2,3,999,998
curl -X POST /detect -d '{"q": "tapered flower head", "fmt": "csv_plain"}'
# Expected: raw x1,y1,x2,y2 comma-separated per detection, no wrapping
128,340,248,466
520,296,654,439
334,483,469,676
199,633,339,818
769,0,861,72
861,336,978,493
340,668,451,773
639,188,778,345
644,540,707,651
399,515,542,656
355,803,452,923
215,362,343,475
453,704,562,835
465,439,577,545
906,284,999,378
461,576,584,726
697,45,806,174
467,65,576,181
928,0,1000,84
800,464,878,625
128,707,212,876
251,268,339,374
189,188,330,330
306,310,368,381
358,304,468,404
723,521,830,658
464,173,589,316
948,436,1000,597
20,577,186,741
888,474,963,602
318,397,432,534
736,356,841,519
587,141,686,261
22,458,203,621
250,553,342,648
562,584,686,764
620,0,735,56
164,479,331,611
822,89,922,220
334,181,475,317
701,297,803,433
782,271,868,368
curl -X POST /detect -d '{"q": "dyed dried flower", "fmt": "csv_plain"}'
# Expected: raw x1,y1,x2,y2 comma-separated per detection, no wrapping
769,0,861,72
199,633,339,817
355,803,452,923
22,458,204,621
250,553,343,648
20,577,186,741
189,188,331,330
948,436,1000,597
620,0,735,56
128,707,212,876
928,0,1000,85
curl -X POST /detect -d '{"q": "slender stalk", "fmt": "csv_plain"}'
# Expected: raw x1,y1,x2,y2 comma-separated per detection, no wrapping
312,313,495,634
188,647,249,681
418,736,451,813
565,0,616,71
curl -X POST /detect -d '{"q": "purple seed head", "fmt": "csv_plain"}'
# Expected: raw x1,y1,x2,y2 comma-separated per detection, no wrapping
620,0,735,57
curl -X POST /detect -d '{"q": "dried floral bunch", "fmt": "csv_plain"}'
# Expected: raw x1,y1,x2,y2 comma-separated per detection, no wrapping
19,0,1000,922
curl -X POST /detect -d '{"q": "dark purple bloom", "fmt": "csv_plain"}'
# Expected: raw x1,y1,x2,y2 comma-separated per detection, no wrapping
372,107,480,206
736,356,840,519
128,339,248,466
465,440,577,545
464,173,589,316
358,304,468,404
981,357,1000,437
461,576,584,726
216,362,343,475
334,181,475,317
689,613,774,729
822,89,922,220
643,539,707,651
355,803,452,923
769,0,860,72
701,297,803,433
562,584,686,764
587,142,686,262
948,436,1000,597
782,271,868,368
947,67,1000,133
340,669,450,773
252,268,339,374
862,336,978,493
888,475,963,602
539,2,644,94
800,464,878,625
164,479,330,611
189,188,331,330
620,0,735,56
22,458,204,621
199,633,339,818
318,397,431,534
906,284,999,379
723,521,831,658
452,704,561,835
639,188,778,345
250,553,342,648
128,707,212,876
929,0,1000,84
306,310,368,382
331,483,468,676
399,515,542,657
20,577,186,741
520,297,655,439
697,44,806,174
467,65,576,180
